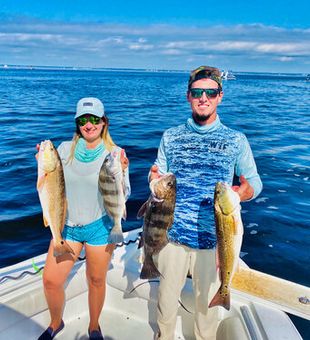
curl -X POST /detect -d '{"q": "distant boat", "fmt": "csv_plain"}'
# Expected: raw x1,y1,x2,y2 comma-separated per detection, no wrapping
306,74,310,81
221,70,236,80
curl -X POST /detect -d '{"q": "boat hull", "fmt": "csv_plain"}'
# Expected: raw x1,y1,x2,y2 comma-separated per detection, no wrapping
0,229,304,340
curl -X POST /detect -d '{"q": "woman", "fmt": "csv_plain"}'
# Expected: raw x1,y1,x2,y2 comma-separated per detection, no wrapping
38,97,130,340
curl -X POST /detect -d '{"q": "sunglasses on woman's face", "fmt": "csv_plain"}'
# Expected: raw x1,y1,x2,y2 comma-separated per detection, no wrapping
189,88,220,99
77,116,102,126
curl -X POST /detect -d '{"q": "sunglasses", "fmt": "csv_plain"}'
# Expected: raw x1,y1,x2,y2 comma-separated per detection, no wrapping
77,116,102,126
190,88,220,99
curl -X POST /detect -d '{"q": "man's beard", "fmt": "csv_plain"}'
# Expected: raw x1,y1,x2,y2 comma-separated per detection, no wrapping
193,112,211,123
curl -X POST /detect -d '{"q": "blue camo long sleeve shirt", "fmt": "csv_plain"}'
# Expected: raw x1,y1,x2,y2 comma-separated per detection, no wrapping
154,115,262,249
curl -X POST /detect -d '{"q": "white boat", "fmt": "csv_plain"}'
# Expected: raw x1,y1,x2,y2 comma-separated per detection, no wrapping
221,70,236,80
0,229,308,339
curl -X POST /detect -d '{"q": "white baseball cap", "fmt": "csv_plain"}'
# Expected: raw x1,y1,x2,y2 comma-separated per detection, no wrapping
75,97,105,119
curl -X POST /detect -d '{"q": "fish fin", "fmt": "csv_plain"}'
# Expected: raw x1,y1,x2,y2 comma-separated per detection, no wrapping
53,239,75,257
138,248,145,264
140,253,162,279
137,236,144,249
137,201,148,219
122,176,127,196
36,174,47,190
43,216,49,227
60,199,67,233
232,215,241,235
122,206,127,220
208,289,230,311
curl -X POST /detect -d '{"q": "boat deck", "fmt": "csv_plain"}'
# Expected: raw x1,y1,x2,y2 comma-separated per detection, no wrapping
1,291,157,340
0,230,305,340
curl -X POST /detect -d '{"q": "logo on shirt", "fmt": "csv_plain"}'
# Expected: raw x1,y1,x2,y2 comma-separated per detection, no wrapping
208,141,228,151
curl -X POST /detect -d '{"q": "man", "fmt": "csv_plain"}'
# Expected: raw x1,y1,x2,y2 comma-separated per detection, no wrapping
150,66,262,340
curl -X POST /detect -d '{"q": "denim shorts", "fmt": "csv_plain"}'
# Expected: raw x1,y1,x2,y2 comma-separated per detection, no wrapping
62,216,113,246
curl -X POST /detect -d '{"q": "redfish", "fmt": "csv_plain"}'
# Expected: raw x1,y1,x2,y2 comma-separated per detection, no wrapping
37,140,74,257
209,182,243,310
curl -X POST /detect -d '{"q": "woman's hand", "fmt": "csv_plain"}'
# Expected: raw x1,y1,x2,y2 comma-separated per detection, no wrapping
120,149,129,170
35,144,40,160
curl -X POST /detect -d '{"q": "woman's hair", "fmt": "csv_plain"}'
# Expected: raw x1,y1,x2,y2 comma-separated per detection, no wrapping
68,116,115,162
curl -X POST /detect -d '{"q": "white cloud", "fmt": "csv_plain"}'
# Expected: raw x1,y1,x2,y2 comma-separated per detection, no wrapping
161,49,183,55
255,43,304,53
213,41,257,50
276,56,294,62
0,18,309,72
128,43,154,50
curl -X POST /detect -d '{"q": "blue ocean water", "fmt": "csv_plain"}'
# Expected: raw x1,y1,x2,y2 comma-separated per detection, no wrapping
0,69,309,336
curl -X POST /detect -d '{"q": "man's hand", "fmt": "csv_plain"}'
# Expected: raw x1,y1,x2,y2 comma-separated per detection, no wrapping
120,149,129,171
232,175,254,201
149,165,162,182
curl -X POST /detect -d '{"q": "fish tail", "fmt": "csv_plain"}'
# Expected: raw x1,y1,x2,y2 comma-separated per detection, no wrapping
108,222,124,244
108,225,124,244
53,239,75,257
208,288,230,311
140,254,161,279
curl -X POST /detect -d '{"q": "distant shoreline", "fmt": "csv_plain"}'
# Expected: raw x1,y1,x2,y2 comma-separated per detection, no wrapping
0,64,308,77
0,64,188,74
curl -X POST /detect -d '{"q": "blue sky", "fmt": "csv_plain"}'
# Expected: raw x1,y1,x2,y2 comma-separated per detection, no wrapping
1,0,309,73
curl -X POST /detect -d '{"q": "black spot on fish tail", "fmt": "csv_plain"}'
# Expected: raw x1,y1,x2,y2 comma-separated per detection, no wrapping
209,288,230,310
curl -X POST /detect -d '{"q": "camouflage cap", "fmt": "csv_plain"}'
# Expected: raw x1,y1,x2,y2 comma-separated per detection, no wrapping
188,66,222,90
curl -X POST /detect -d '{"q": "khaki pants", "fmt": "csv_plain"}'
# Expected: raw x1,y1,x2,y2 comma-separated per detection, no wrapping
156,242,220,340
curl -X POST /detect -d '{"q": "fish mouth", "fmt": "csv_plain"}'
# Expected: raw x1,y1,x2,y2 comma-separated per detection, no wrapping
39,140,58,172
149,173,176,200
150,193,164,203
215,182,240,215
149,178,160,196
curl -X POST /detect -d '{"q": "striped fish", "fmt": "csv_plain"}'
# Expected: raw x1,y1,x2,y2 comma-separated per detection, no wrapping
99,148,126,243
137,173,176,279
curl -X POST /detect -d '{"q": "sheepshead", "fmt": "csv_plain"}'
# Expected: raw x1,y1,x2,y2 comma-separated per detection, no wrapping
37,140,74,257
137,173,176,279
209,182,243,310
99,147,126,243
